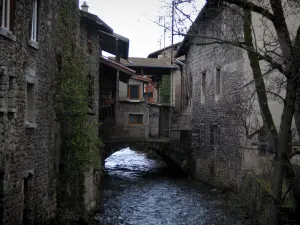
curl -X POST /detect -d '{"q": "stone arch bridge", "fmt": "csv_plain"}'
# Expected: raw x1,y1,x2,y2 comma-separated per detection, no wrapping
102,136,193,175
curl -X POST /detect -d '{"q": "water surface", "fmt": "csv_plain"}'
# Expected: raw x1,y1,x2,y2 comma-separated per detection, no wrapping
94,148,245,225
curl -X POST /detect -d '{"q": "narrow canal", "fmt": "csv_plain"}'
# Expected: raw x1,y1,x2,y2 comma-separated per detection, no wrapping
93,148,246,225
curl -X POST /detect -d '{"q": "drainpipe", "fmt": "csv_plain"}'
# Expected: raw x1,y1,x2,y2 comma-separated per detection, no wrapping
174,59,186,67
115,38,120,122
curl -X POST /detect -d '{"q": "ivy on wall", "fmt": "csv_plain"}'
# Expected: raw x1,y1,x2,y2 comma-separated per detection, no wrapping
55,3,102,222
160,75,171,104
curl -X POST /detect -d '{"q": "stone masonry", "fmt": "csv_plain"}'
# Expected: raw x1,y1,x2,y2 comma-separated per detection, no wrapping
0,0,70,224
183,4,246,188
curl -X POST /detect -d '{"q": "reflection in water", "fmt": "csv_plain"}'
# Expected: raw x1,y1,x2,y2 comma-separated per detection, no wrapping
94,148,245,225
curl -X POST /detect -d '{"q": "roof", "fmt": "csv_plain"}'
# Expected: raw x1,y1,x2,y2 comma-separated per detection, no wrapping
175,1,218,58
80,10,113,33
131,75,152,83
99,56,135,76
148,42,181,58
99,31,130,59
119,57,176,69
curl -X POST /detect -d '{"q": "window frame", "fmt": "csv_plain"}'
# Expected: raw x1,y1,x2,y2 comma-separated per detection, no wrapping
128,85,140,100
1,0,10,30
30,0,38,42
200,122,205,148
201,72,206,103
128,114,144,125
215,67,221,101
26,82,35,127
0,0,16,41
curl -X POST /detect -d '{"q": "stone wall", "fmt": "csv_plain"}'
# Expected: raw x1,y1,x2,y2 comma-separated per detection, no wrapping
115,101,150,139
0,0,68,224
186,6,246,188
149,104,160,138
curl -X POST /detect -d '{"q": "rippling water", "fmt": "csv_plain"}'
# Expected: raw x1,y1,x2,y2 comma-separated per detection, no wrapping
94,148,246,225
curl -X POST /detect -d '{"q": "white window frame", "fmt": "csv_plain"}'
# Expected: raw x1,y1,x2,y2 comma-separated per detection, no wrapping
201,72,206,103
30,0,38,42
1,0,11,30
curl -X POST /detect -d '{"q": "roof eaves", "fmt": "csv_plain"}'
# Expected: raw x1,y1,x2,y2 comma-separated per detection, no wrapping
80,10,113,33
131,75,151,83
148,42,182,58
100,56,135,75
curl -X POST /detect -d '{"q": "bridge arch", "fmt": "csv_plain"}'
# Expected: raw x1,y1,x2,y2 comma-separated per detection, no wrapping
102,140,187,175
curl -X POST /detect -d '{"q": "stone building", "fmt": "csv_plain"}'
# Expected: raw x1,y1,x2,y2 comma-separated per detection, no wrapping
0,0,133,224
0,0,77,224
175,1,300,188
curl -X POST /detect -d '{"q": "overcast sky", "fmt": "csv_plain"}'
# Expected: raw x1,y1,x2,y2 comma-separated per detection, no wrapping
78,0,205,57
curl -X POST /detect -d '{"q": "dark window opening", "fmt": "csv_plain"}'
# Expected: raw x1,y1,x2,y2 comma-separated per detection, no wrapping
23,175,32,225
0,0,15,31
87,74,94,109
210,124,220,148
128,85,139,99
200,123,205,148
87,30,92,54
258,129,272,155
129,114,143,124
216,68,221,95
26,83,34,123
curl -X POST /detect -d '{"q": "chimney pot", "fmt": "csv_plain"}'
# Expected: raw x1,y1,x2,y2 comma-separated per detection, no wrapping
81,1,89,12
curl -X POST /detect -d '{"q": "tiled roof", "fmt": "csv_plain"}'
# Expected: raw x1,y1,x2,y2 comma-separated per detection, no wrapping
119,57,176,68
80,10,113,33
148,42,181,58
99,56,135,75
131,75,152,83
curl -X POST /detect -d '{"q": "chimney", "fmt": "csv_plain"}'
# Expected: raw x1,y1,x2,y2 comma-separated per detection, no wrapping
81,1,89,12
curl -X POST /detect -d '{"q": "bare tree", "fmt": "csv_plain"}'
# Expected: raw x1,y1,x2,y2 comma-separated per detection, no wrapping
161,0,300,224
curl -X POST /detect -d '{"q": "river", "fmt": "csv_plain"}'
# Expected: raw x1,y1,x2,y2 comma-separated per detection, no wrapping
93,148,247,225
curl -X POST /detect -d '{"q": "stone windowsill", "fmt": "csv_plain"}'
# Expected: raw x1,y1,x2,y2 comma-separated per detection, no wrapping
28,39,39,50
0,27,16,42
7,108,17,113
0,107,7,113
128,123,145,127
25,121,37,129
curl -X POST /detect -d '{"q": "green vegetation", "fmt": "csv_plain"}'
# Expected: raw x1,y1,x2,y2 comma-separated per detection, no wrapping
55,7,102,171
55,5,102,223
160,75,171,104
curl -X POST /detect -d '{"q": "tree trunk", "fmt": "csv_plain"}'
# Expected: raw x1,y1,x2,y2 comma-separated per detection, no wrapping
243,9,297,225
269,79,297,225
294,101,300,138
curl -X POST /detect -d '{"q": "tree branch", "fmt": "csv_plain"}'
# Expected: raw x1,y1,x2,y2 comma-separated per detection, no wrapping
178,32,289,76
210,0,276,22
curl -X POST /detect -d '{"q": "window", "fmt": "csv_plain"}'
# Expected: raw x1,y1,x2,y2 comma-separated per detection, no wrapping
210,124,220,148
26,83,34,123
1,0,14,30
87,74,94,109
23,174,32,225
30,0,38,42
87,30,92,54
258,129,273,155
128,85,140,100
201,72,206,103
199,123,205,147
216,67,221,96
129,114,143,125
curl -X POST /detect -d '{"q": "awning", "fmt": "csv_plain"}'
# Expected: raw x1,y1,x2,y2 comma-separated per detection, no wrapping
99,31,130,60
100,56,135,83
